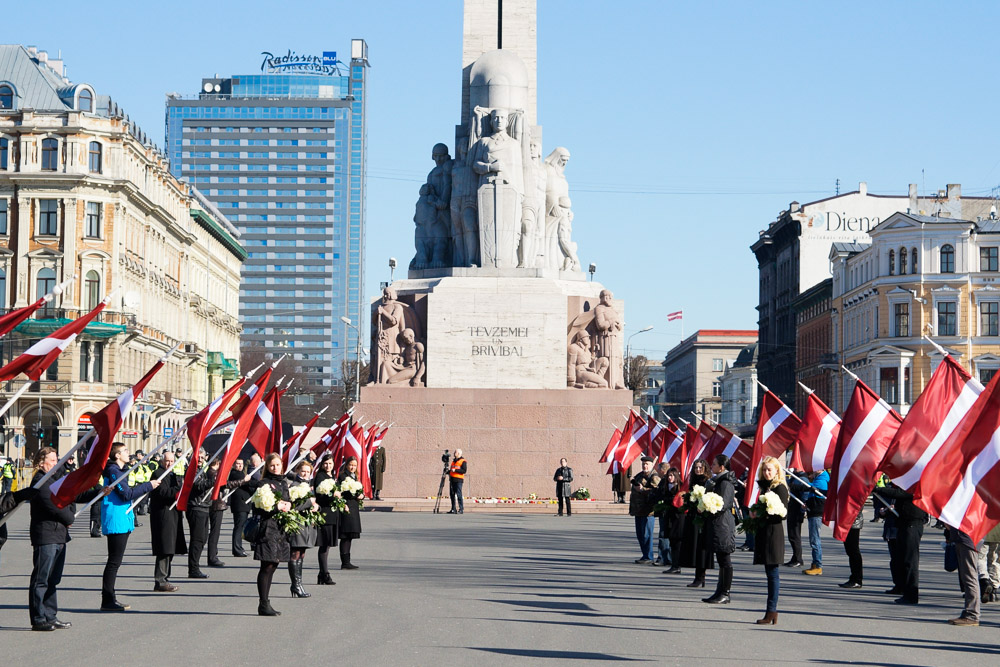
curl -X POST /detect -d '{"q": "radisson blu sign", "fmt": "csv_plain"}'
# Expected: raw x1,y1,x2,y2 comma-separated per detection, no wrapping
260,50,340,75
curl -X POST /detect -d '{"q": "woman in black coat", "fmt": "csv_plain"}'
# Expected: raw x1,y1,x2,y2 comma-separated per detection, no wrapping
678,459,714,586
313,454,340,585
660,467,686,575
285,459,318,598
252,453,292,616
337,456,364,570
703,454,736,605
752,456,789,625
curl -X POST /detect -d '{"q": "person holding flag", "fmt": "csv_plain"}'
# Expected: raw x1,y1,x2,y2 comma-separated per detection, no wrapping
878,481,927,605
629,456,661,564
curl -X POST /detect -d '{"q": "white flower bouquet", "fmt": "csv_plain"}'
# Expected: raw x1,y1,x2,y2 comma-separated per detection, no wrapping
762,490,787,518
316,479,338,496
288,481,312,502
251,484,277,511
699,491,725,515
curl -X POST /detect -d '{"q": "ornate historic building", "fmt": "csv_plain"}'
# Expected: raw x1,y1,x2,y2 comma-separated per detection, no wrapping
718,342,758,437
831,207,1000,415
0,45,244,460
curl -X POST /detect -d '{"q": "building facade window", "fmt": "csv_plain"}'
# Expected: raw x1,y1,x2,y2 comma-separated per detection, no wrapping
88,141,102,173
911,247,918,273
41,138,58,171
888,250,895,275
740,379,747,395
712,358,724,372
36,268,56,314
0,198,7,235
712,381,722,397
0,85,13,109
941,245,955,273
739,405,747,423
711,409,721,422
85,202,101,237
0,268,5,309
982,247,999,272
937,301,957,336
84,270,101,310
0,137,7,169
982,368,998,385
900,248,907,274
893,302,909,337
981,302,999,336
78,88,93,112
79,341,104,382
38,199,58,235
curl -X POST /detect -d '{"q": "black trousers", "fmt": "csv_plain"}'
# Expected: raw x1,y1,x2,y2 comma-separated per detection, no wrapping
897,520,923,602
154,555,173,585
102,533,130,604
449,479,464,512
844,527,863,583
232,511,248,555
557,496,572,515
787,516,803,564
187,510,209,574
887,538,902,589
207,509,223,562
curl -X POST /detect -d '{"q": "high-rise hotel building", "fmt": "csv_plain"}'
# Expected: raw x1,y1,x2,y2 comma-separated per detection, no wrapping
166,42,368,394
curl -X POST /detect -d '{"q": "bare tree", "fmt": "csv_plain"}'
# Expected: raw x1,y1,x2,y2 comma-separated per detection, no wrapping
340,358,370,412
625,354,650,402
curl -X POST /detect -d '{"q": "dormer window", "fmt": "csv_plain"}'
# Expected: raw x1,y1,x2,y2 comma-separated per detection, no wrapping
78,88,93,112
0,84,13,109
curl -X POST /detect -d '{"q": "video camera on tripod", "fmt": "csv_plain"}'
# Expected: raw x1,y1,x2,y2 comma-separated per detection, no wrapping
433,449,451,513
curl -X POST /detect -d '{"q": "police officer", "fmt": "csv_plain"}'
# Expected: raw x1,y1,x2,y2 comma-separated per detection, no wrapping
1,457,14,495
447,449,467,514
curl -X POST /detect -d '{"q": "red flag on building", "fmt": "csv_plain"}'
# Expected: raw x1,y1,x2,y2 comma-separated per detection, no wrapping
175,377,251,511
914,372,1000,543
50,357,166,508
825,378,902,541
745,390,802,506
0,295,111,383
791,391,841,474
882,356,983,491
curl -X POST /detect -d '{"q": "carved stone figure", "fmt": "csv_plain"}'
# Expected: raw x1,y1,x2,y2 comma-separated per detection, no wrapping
592,289,625,389
567,331,609,388
410,184,436,269
411,145,453,269
374,287,406,383
543,147,579,271
470,106,524,268
519,136,546,268
385,328,425,387
449,141,479,267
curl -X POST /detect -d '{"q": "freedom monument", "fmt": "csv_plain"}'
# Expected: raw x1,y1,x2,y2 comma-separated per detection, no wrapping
358,0,633,499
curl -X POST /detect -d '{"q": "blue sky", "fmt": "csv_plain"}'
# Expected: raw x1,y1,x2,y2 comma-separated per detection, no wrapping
9,0,1000,361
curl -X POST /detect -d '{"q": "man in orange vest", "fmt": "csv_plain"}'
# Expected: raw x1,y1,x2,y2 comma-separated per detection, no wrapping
447,449,467,515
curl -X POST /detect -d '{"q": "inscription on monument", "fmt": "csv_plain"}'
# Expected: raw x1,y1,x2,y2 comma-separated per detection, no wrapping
470,326,529,357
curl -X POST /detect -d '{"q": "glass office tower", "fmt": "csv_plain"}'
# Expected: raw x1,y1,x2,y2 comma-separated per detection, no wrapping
166,42,368,394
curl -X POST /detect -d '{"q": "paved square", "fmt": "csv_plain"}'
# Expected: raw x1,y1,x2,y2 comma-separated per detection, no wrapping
0,510,994,664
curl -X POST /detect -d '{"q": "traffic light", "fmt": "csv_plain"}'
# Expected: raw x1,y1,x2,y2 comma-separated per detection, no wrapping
142,426,150,441
31,423,44,440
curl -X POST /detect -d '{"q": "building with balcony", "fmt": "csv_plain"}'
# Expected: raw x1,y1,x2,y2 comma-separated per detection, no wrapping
0,44,244,460
830,208,1000,415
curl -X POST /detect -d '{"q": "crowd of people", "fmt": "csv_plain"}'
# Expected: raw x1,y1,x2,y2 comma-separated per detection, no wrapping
626,453,1000,627
0,443,371,630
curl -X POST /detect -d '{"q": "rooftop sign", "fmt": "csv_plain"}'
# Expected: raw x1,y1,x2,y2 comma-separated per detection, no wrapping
260,50,341,75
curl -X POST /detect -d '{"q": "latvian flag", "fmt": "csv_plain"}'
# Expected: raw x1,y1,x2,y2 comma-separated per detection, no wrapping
790,390,841,474
50,357,166,508
667,310,683,322
746,390,801,506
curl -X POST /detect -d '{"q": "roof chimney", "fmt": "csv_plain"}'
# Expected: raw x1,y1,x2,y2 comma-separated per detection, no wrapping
947,183,961,200
859,182,867,196
789,201,800,213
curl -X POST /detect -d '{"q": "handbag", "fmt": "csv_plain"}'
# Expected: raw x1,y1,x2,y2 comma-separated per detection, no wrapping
243,514,262,543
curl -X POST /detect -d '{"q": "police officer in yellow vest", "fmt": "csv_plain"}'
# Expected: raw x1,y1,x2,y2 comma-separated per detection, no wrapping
1,458,14,495
447,449,467,515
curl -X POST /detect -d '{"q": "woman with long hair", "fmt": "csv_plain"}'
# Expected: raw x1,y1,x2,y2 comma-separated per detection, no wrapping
313,454,340,585
252,453,292,616
660,467,686,575
337,456,364,570
752,455,789,625
678,459,714,587
702,454,736,605
285,459,318,598
100,443,158,611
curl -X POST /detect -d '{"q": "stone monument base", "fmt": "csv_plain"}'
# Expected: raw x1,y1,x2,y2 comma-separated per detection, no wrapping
357,385,633,500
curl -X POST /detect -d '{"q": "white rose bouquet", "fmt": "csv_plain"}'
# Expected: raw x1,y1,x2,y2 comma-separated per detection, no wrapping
699,491,725,515
251,484,277,511
288,481,312,502
338,477,365,511
739,488,787,535
762,490,787,518
316,479,337,496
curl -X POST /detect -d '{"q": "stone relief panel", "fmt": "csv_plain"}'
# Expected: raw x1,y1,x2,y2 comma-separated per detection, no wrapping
567,290,625,390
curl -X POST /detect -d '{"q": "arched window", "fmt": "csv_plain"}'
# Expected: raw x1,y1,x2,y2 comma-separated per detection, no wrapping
0,85,13,109
941,244,955,273
84,270,101,310
78,88,93,112
900,248,908,274
41,138,58,171
88,141,102,173
889,250,895,275
36,268,56,315
0,268,6,309
911,247,918,274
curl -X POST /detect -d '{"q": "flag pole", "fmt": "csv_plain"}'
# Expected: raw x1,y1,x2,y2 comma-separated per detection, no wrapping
753,377,771,394
785,468,826,499
798,381,815,395
169,436,229,511
128,444,191,514
922,334,950,358
0,382,32,421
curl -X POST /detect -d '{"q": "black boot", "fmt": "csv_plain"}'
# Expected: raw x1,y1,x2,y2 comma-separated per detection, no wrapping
318,570,335,585
289,561,310,598
341,549,359,570
296,560,311,597
258,599,280,616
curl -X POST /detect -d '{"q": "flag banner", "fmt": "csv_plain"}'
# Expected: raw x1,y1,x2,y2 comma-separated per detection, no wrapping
883,356,983,491
711,424,753,478
599,428,623,464
746,391,802,506
667,311,683,321
792,392,841,474
825,379,902,541
915,371,1000,543
0,296,50,339
50,359,165,508
661,425,684,470
687,421,716,473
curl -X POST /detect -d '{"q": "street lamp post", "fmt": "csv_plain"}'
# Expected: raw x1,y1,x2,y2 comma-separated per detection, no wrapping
341,316,362,404
626,326,654,390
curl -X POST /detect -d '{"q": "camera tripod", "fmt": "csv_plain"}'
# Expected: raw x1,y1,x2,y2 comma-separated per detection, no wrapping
433,463,450,514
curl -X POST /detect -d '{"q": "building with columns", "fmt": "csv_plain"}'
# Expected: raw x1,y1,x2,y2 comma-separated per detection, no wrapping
830,208,1000,415
0,45,244,460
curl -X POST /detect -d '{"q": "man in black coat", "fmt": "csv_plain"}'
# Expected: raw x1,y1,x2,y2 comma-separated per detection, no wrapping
878,482,927,604
553,458,574,517
629,457,660,564
150,450,183,592
229,454,260,558
186,450,214,578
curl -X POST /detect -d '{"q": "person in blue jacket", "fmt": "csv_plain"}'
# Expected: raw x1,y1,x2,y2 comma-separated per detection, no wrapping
100,442,159,611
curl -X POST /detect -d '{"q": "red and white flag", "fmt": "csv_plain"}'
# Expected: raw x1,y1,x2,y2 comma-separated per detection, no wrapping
710,424,753,478
0,295,111,383
628,412,652,461
914,372,1000,543
667,311,683,321
825,379,902,541
212,377,278,500
600,428,623,464
746,391,802,506
280,411,328,469
791,392,841,474
245,385,281,460
882,356,983,492
604,412,639,471
0,296,51,340
688,421,716,471
50,357,166,508
661,422,684,470
176,377,253,511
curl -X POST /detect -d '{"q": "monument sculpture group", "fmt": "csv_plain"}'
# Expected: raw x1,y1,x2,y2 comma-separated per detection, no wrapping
358,0,633,499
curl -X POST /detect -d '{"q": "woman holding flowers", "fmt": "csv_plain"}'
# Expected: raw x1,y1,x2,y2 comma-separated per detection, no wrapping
285,460,319,598
337,456,364,570
660,467,686,575
313,454,341,585
679,459,714,587
702,454,736,605
251,453,292,616
751,455,789,625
